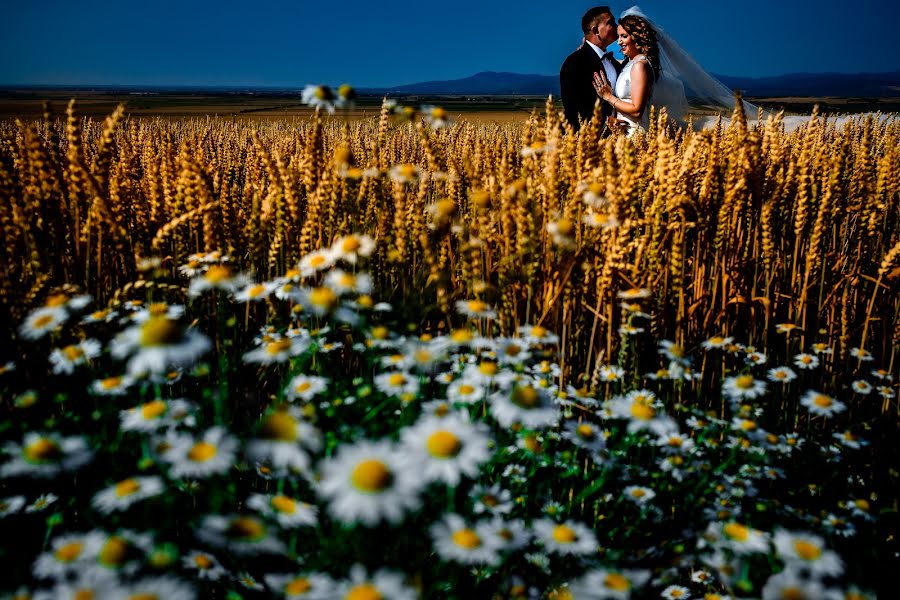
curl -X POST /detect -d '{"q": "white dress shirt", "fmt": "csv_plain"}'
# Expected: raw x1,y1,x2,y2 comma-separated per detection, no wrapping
586,40,617,89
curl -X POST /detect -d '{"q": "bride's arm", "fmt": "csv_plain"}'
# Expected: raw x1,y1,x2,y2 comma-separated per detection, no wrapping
593,62,652,120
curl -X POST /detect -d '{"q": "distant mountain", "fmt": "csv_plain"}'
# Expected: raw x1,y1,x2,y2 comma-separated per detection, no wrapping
365,70,900,97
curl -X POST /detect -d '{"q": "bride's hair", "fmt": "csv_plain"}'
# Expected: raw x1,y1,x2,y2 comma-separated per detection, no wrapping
620,15,661,82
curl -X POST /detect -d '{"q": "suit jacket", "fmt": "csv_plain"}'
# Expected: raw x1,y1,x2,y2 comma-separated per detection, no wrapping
560,44,622,133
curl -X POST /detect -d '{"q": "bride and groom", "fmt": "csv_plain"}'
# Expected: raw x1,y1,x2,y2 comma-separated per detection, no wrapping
560,5,757,136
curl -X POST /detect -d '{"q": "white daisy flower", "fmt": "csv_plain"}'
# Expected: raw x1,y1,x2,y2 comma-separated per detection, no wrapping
301,84,336,113
110,317,211,376
274,280,303,302
710,521,769,554
580,181,608,207
533,518,599,556
323,270,373,297
317,440,423,526
851,380,873,395
297,248,337,278
445,377,485,404
521,140,553,157
562,420,607,453
773,530,843,577
187,264,250,297
495,337,532,365
19,306,68,340
335,565,417,600
35,573,122,599
485,517,530,552
90,374,134,396
388,163,423,184
617,287,651,299
656,431,695,454
159,427,238,479
662,585,691,600
245,408,323,476
568,568,651,599
800,390,846,418
130,302,185,324
374,370,420,400
598,364,625,382
430,513,501,565
490,383,560,429
517,324,559,345
623,485,656,504
92,476,165,514
722,374,767,402
701,335,733,350
767,366,797,383
546,216,576,249
263,572,337,599
330,233,375,264
196,514,286,556
745,351,767,365
2,432,93,479
48,339,102,375
0,495,25,517
247,493,318,528
607,390,675,435
850,347,874,362
871,368,893,381
455,299,497,320
233,282,275,303
761,570,825,600
33,531,105,579
472,484,514,515
284,374,329,403
182,550,227,581
119,398,195,432
401,414,492,486
793,353,819,370
243,334,311,365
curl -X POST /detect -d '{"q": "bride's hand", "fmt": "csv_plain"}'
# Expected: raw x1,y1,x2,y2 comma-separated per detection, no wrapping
592,72,612,102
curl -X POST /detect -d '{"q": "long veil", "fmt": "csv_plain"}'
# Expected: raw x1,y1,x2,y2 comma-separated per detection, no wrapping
620,6,761,125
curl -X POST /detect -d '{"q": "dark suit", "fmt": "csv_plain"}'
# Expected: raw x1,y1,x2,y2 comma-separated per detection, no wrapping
560,43,622,133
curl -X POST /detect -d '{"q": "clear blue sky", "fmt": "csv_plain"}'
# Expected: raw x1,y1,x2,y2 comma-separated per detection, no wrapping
1,0,897,87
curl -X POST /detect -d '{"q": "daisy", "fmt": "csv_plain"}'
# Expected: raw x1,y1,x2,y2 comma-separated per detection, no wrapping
486,517,530,552
623,485,656,504
773,530,843,577
761,570,825,600
263,572,337,599
455,299,497,320
317,440,423,525
745,350,767,365
388,163,423,184
767,366,797,383
662,585,691,600
401,414,492,486
598,364,625,382
284,374,329,403
120,576,196,600
2,432,93,479
48,339,102,375
851,380,873,395
19,306,68,340
712,521,769,554
130,302,185,323
25,493,57,514
619,323,645,336
794,353,819,370
810,342,833,355
607,390,675,435
776,323,800,334
659,340,689,363
871,368,893,381
245,407,323,476
517,324,560,345
374,370,420,401
568,568,651,599
323,270,373,297
196,514,286,556
233,282,274,303
617,287,651,299
159,427,238,479
533,519,599,556
472,484,514,515
446,377,485,404
583,210,620,229
247,493,318,528
430,513,501,565
490,383,560,429
701,335,733,350
495,337,532,365
521,140,553,157
850,347,874,362
182,550,227,581
562,420,607,453
547,216,576,248
92,476,165,514
800,390,846,418
722,374,767,402
656,432,695,454
120,398,195,432
36,574,122,599
0,495,25,517
335,565,417,600
244,334,311,365
90,374,133,396
301,84,336,112
330,233,375,264
33,531,105,579
110,317,211,376
422,105,451,128
187,264,249,297
878,385,896,399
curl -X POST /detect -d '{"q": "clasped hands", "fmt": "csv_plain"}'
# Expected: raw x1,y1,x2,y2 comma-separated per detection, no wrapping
592,71,614,104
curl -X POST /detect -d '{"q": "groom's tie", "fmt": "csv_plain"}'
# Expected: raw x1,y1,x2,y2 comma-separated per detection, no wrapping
601,51,613,62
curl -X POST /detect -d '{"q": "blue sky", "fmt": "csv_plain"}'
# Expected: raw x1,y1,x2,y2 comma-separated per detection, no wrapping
1,0,897,87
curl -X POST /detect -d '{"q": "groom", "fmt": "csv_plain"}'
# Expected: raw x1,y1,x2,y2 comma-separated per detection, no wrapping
560,6,621,133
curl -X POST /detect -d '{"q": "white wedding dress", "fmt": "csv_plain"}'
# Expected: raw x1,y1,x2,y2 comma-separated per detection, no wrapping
614,55,651,135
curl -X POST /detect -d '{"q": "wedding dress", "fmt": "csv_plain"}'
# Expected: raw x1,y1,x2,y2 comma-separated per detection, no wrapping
614,54,651,135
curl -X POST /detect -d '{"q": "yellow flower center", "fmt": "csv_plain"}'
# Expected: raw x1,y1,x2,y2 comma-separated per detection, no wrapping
140,400,167,419
285,578,312,595
342,236,362,252
62,345,84,361
55,542,84,562
512,385,540,408
426,430,462,458
262,411,298,441
115,478,142,497
800,355,813,364
140,317,181,346
450,328,473,343
467,300,488,313
247,284,266,298
188,441,218,462
99,536,129,566
735,375,755,389
813,394,832,408
630,401,656,420
204,265,232,283
271,495,297,514
552,525,577,543
458,384,475,395
781,588,806,600
479,362,498,376
345,584,383,600
388,373,407,387
723,522,749,542
33,314,55,329
266,339,293,355
576,424,595,439
226,517,266,541
100,376,122,389
451,527,482,549
194,554,213,569
555,218,574,235
24,438,62,462
854,499,870,511
309,287,338,309
350,459,393,493
74,590,94,600
793,540,823,561
604,573,630,591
